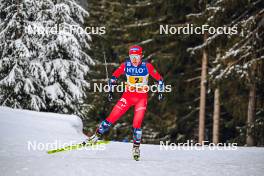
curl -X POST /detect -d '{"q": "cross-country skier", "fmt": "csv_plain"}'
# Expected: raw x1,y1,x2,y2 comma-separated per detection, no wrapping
87,45,164,161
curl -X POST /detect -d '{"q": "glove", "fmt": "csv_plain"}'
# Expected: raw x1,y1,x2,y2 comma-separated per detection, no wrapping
158,80,164,92
108,76,117,102
158,80,164,101
109,76,117,86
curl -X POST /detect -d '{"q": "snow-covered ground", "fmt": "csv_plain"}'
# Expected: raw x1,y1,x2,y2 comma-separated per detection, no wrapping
0,106,263,176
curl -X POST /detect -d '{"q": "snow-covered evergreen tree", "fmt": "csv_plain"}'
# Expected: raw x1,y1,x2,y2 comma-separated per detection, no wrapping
187,0,264,145
187,0,263,83
0,0,94,114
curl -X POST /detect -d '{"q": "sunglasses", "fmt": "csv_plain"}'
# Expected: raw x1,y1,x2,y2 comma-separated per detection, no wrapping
129,54,141,60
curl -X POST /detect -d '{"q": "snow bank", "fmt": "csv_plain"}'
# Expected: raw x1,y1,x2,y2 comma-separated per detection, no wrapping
0,106,86,150
0,106,264,176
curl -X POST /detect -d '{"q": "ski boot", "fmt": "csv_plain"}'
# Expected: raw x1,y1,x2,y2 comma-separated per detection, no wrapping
132,128,142,161
85,132,101,145
85,120,112,145
132,144,140,161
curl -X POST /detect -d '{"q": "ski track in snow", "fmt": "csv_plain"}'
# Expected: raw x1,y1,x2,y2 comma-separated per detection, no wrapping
0,106,264,176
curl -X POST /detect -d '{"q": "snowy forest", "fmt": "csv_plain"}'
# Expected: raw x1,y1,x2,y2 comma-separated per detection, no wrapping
0,0,263,147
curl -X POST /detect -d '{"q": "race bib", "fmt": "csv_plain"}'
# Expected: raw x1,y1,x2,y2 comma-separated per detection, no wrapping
128,76,143,84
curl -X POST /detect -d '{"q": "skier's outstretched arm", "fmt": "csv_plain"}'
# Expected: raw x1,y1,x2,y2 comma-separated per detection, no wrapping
112,63,125,79
146,63,163,81
146,62,165,101
108,63,125,101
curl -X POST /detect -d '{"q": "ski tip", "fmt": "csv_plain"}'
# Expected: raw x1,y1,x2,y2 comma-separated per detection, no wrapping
133,156,140,161
47,150,57,154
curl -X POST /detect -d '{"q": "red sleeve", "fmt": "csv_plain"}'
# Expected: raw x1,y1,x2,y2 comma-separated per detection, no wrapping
112,63,125,78
146,63,163,81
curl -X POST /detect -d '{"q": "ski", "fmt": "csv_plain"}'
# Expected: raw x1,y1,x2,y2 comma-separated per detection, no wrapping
47,140,109,154
132,146,140,161
133,155,140,161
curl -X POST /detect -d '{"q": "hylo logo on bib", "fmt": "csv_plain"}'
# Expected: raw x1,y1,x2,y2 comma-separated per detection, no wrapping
127,67,144,74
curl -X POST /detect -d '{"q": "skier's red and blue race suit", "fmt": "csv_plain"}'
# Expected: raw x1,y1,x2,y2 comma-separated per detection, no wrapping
97,59,164,145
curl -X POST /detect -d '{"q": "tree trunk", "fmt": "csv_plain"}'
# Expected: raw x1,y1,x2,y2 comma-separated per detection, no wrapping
213,87,220,144
198,34,208,144
246,83,256,146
